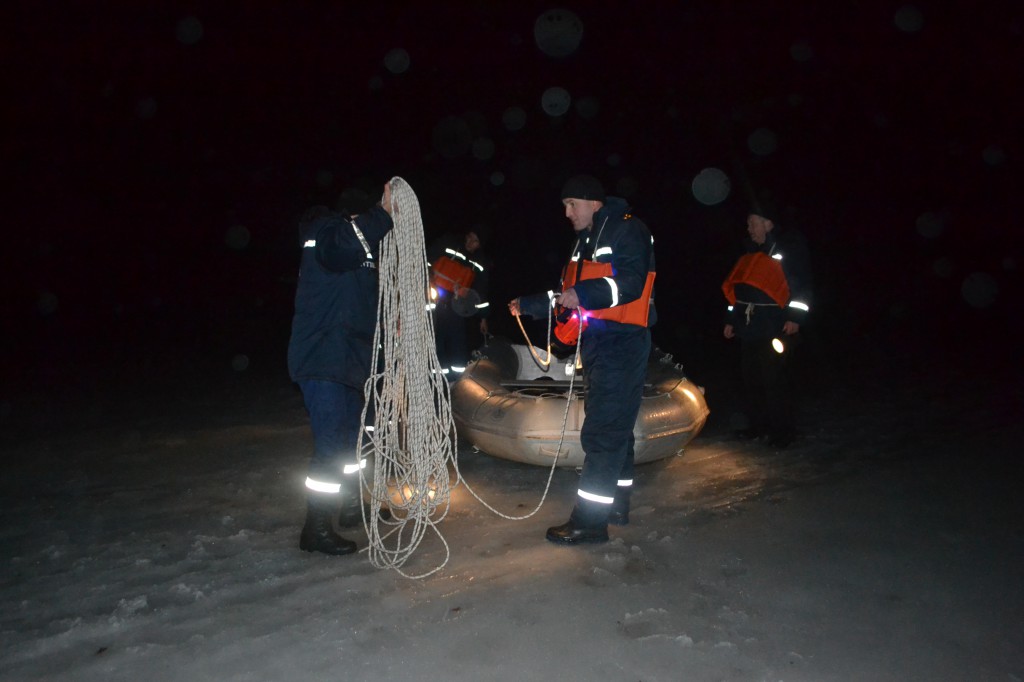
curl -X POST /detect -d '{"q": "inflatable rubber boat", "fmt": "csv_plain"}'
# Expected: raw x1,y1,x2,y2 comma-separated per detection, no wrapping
451,338,710,468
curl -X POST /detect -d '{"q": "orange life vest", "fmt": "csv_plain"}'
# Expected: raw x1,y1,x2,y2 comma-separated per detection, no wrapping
554,259,656,344
430,254,476,293
721,252,790,307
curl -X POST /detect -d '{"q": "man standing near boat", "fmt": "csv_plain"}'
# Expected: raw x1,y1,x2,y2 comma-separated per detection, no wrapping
508,174,657,545
721,201,812,448
427,228,493,380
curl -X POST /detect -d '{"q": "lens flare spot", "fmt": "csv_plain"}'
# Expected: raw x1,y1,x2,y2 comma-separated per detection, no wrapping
225,225,250,250
961,272,997,309
384,48,410,74
502,107,527,131
691,168,731,206
176,16,203,45
541,87,572,117
894,5,924,33
534,8,583,58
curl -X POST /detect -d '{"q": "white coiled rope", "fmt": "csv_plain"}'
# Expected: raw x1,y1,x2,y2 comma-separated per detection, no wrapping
358,177,457,579
358,176,580,578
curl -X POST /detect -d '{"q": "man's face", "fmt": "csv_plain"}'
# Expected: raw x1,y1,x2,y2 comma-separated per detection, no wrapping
464,231,480,253
747,214,773,245
563,198,601,232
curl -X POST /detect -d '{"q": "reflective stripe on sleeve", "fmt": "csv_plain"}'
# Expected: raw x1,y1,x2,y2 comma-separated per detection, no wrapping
603,277,619,307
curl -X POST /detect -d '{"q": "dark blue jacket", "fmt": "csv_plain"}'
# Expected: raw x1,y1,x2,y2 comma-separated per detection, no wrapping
725,227,813,339
520,196,657,334
287,206,394,387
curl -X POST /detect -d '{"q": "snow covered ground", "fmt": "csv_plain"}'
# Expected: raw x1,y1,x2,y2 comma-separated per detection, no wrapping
2,350,1022,681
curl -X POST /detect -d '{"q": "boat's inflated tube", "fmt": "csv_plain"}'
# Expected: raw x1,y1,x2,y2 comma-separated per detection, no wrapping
451,337,710,468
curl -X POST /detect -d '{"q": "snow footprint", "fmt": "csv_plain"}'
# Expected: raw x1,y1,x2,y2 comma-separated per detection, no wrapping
620,607,693,646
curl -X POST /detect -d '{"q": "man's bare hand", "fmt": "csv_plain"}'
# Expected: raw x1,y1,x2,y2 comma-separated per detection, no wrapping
556,287,580,310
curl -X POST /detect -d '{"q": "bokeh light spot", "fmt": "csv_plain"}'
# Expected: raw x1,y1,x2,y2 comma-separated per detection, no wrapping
607,153,622,167
472,138,495,161
932,257,954,278
915,211,947,238
502,107,527,131
384,48,410,74
747,127,778,156
225,225,251,250
176,16,203,45
136,98,157,119
983,145,1006,166
534,8,583,58
490,171,506,186
541,87,571,117
961,272,997,308
232,354,250,372
691,168,731,206
37,292,58,316
790,42,813,62
895,5,924,33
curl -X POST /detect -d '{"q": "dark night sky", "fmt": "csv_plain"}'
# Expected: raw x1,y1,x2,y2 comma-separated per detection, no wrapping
2,1,1021,394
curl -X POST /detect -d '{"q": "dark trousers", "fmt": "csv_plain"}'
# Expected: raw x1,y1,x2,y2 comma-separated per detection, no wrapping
433,302,468,373
739,336,795,436
298,379,364,487
578,327,651,503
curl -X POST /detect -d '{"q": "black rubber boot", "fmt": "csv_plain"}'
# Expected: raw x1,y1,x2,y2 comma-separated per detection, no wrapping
607,491,631,526
300,499,357,555
546,502,609,545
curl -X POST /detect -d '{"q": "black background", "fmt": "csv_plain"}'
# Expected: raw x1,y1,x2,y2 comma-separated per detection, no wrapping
3,1,1020,423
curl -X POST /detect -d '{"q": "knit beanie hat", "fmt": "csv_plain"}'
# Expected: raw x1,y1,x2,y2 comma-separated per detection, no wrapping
560,174,606,202
748,194,780,224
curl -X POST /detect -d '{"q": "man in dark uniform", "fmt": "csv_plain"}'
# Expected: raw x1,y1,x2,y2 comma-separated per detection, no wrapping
509,174,657,545
288,182,393,555
722,202,812,448
428,229,492,379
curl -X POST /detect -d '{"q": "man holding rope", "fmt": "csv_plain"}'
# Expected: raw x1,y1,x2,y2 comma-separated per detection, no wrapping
288,182,393,556
509,175,657,545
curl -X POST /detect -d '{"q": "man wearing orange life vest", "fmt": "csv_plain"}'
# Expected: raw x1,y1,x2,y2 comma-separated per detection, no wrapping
722,204,812,448
509,174,656,545
427,229,492,379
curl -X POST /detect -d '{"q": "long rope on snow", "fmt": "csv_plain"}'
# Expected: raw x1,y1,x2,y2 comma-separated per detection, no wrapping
357,176,582,578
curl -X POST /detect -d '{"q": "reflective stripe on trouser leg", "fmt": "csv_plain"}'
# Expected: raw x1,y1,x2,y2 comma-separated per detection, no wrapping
299,379,366,491
577,328,650,502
